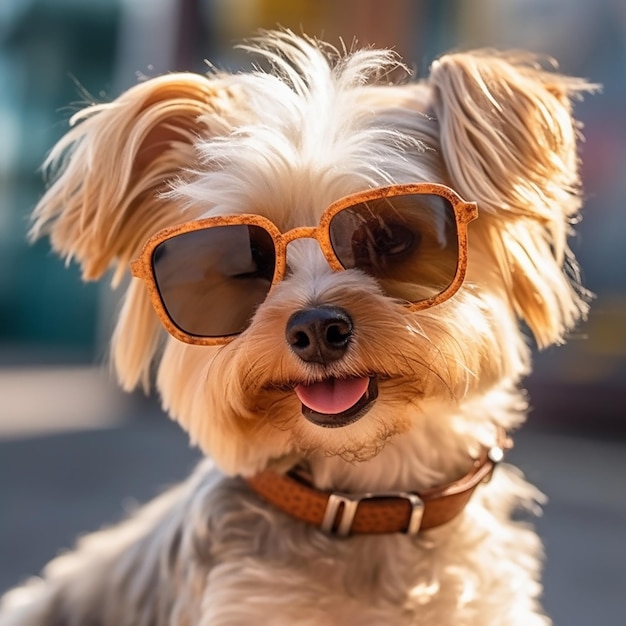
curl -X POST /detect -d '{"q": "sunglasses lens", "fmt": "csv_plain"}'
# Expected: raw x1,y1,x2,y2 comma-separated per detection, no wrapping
329,193,459,303
152,224,276,338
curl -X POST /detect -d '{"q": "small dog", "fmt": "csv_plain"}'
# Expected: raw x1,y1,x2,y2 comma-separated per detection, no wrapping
1,31,594,625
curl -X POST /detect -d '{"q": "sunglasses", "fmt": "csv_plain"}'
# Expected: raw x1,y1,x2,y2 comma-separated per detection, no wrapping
130,183,478,345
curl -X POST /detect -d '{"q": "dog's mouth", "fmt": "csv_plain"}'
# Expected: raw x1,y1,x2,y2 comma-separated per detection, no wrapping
294,376,378,428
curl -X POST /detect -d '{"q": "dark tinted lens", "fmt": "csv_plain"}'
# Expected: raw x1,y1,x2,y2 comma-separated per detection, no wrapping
152,224,276,337
329,194,459,303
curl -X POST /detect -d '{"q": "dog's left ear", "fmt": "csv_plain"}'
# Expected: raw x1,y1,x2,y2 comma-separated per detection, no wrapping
30,73,243,285
30,73,247,390
429,51,597,347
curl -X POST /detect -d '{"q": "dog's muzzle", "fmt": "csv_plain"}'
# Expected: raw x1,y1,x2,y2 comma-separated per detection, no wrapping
286,305,378,427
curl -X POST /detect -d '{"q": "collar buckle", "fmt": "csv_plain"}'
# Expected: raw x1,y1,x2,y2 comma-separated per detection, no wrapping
321,491,425,537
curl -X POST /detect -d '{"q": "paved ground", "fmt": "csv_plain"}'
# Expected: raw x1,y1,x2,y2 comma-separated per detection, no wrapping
0,367,624,625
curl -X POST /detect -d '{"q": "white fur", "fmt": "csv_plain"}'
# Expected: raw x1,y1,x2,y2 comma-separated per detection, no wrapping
1,31,595,625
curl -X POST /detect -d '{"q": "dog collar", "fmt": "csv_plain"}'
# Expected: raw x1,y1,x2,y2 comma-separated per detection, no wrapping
247,430,510,537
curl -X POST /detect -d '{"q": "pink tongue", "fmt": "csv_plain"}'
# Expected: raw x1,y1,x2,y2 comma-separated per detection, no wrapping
295,377,369,415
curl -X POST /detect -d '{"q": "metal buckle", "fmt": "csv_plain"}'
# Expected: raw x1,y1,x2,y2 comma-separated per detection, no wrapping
321,491,425,537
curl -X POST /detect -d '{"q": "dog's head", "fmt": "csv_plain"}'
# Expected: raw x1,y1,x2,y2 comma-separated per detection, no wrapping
32,32,593,475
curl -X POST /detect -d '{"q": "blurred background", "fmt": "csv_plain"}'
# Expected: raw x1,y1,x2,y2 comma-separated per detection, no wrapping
0,0,624,624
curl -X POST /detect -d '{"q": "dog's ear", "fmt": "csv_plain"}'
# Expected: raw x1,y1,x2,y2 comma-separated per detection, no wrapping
31,73,245,389
429,51,596,347
31,73,241,283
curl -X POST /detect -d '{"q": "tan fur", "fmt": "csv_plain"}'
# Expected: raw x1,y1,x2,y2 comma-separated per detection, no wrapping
1,32,595,625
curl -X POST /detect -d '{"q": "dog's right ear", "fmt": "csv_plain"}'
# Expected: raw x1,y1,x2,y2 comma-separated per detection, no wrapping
31,73,242,284
30,73,246,390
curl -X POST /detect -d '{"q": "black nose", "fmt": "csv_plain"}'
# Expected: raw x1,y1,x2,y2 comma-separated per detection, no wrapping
286,305,353,364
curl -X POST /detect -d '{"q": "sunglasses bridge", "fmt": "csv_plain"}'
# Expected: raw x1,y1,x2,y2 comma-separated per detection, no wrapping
265,224,345,277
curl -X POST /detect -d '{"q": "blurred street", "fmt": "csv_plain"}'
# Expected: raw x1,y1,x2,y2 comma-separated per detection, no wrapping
0,366,625,626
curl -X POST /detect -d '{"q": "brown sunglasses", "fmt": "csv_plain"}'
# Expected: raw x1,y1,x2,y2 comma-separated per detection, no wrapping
130,183,478,345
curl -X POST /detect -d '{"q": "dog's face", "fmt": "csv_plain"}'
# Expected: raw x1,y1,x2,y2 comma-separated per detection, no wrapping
32,33,592,475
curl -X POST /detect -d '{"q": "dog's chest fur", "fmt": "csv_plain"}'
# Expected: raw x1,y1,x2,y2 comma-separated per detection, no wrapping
55,459,541,626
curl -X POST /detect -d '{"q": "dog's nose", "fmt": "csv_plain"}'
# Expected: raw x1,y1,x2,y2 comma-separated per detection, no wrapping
286,305,353,364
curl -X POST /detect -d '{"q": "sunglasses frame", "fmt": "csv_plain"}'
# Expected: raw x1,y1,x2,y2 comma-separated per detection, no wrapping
130,183,478,345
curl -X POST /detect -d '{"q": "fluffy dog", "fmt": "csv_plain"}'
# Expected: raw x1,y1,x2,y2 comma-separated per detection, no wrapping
1,31,594,625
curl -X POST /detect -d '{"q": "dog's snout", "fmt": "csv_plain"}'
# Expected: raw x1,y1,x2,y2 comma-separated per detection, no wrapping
286,305,353,364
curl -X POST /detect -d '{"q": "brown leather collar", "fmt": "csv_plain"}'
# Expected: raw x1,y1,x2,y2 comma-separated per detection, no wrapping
247,431,510,537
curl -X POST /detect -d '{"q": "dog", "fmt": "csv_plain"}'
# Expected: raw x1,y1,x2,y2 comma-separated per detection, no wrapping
0,31,594,625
